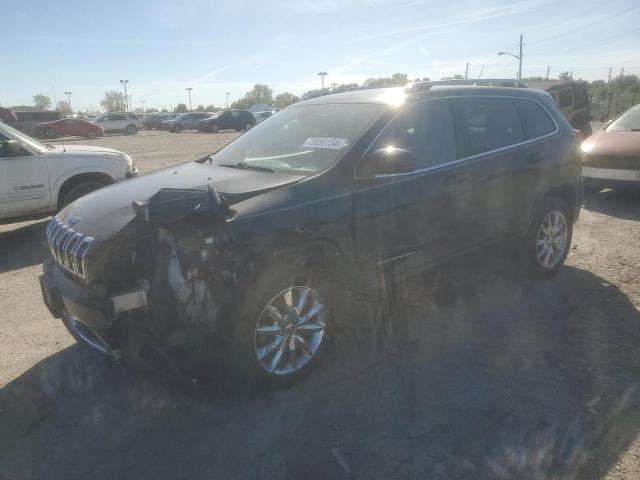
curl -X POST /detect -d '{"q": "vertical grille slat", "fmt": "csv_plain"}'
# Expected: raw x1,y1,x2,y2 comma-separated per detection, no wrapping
46,217,94,280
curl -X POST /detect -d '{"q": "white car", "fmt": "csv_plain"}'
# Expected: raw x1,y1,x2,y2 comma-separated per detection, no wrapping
93,113,142,135
0,122,137,224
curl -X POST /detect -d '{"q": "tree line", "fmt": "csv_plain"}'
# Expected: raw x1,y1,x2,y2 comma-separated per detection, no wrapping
19,72,640,117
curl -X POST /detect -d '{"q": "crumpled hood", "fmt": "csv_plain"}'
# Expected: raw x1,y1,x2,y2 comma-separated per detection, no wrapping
57,161,304,243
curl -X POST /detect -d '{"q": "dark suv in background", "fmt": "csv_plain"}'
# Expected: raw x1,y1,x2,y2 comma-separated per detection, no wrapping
199,109,256,132
39,85,581,388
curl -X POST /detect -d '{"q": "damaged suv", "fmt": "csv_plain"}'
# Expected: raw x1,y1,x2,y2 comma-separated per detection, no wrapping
40,85,581,387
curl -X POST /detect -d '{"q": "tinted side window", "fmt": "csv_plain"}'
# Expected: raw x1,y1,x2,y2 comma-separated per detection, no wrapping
513,98,556,139
453,97,524,156
558,88,572,108
111,114,126,121
374,99,456,169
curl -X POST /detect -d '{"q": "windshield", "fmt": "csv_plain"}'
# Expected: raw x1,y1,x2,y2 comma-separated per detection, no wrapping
607,105,640,132
213,103,385,173
0,122,48,152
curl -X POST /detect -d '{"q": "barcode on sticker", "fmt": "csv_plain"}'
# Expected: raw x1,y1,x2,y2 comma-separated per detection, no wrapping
301,137,348,150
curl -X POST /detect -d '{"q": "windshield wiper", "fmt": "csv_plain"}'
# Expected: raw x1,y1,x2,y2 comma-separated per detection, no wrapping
218,162,275,173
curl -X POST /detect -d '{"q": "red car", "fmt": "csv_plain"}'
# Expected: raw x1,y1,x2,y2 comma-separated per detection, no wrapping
38,118,104,139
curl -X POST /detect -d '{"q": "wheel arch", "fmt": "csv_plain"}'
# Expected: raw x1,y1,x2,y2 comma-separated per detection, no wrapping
56,172,114,210
536,183,578,225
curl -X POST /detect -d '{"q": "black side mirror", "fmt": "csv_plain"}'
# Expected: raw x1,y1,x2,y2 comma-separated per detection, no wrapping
360,147,416,176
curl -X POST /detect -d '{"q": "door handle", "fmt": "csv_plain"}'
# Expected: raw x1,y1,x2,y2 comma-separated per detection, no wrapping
526,152,545,164
444,172,470,185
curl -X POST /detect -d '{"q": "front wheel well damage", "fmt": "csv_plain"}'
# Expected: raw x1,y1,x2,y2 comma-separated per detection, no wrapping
57,172,113,210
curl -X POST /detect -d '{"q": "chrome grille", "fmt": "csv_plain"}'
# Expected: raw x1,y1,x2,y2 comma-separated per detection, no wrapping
46,216,94,280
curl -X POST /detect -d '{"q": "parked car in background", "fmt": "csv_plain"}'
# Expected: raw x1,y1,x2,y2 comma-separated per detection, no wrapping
0,121,136,224
581,103,640,191
143,114,169,130
38,118,104,139
0,106,18,123
163,112,211,132
93,113,142,135
198,109,256,132
253,110,274,124
9,110,62,136
248,103,274,113
39,86,580,387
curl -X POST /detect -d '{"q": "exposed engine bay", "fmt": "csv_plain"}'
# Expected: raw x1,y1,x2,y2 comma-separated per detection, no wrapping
109,186,239,377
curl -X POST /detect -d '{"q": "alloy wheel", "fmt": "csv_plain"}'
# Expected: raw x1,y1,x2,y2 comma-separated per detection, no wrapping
253,286,326,375
536,210,568,269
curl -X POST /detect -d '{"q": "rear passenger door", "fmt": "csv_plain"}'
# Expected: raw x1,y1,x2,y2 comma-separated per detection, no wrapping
452,96,553,242
353,98,472,269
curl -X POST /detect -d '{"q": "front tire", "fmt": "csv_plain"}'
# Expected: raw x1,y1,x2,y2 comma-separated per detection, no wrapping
87,131,97,139
45,128,57,138
526,196,572,277
125,124,138,135
222,263,331,389
174,124,183,133
60,181,108,209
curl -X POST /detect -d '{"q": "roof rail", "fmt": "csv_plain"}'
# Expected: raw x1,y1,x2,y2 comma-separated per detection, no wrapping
407,78,527,92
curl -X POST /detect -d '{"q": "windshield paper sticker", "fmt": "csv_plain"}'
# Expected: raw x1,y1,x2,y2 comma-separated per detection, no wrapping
301,137,348,150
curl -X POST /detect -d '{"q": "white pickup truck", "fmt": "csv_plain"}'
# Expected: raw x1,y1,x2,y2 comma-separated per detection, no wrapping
0,121,137,224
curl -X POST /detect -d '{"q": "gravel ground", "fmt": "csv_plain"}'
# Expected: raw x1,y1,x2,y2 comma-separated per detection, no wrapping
0,131,639,479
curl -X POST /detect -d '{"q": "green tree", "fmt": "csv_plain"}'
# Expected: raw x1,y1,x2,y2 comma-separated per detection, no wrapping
231,84,274,109
174,103,188,113
559,71,572,81
33,94,52,111
274,92,299,109
57,100,71,115
204,104,219,112
364,73,408,87
195,104,205,112
100,91,127,112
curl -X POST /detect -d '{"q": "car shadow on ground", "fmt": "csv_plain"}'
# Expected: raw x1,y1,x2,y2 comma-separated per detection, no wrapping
0,220,49,273
583,188,640,221
1,257,639,479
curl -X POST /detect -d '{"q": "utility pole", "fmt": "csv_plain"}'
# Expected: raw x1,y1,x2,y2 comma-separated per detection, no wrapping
620,66,625,77
607,67,613,85
570,71,573,79
317,71,327,90
64,91,72,113
226,92,230,109
52,86,57,106
545,66,550,80
120,80,129,111
478,65,485,78
464,63,469,79
185,87,193,110
140,99,145,111
518,33,523,81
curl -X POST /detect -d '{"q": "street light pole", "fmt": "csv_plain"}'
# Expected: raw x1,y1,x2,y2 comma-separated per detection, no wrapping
497,34,524,81
120,80,129,111
186,87,193,111
317,71,327,90
226,92,230,109
64,91,72,113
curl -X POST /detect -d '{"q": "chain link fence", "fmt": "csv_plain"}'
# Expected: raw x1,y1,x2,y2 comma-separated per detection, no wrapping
590,91,639,121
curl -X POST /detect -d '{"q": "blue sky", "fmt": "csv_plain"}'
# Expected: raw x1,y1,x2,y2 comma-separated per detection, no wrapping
3,0,639,111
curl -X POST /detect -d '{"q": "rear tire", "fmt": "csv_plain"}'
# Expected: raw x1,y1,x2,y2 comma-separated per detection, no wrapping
525,196,572,278
60,181,107,209
210,124,219,133
87,131,97,139
125,124,137,135
45,128,57,138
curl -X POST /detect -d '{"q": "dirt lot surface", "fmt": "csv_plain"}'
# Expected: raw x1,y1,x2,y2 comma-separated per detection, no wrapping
1,131,639,479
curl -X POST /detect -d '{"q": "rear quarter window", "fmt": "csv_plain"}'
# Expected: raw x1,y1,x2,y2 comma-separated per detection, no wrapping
558,88,573,108
513,98,557,139
452,97,524,156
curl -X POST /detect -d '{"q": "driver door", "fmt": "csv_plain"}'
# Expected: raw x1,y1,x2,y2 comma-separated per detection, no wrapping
352,98,472,270
0,137,50,219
